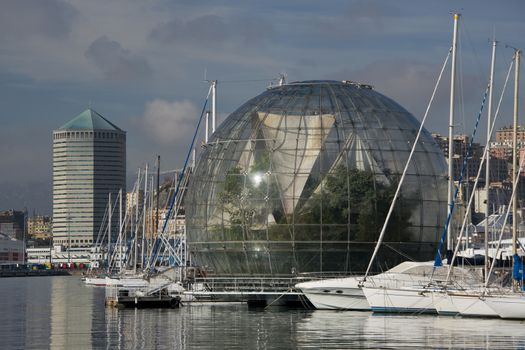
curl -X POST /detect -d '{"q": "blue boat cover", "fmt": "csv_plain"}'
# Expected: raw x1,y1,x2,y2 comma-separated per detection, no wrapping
513,254,524,281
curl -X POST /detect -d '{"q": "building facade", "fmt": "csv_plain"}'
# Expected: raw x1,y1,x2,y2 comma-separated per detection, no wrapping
0,233,24,264
0,210,25,240
27,215,52,239
52,109,126,248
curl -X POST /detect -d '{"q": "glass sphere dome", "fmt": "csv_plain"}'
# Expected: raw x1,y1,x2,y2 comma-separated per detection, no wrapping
186,80,447,275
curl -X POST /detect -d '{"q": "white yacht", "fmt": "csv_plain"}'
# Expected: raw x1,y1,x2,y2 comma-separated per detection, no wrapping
483,292,525,319
84,275,151,288
360,264,482,314
446,291,498,317
296,261,451,311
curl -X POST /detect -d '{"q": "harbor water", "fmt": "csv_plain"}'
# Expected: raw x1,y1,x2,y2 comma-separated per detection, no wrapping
2,276,525,349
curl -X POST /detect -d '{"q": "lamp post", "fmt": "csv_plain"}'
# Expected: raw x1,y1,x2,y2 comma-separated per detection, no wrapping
67,212,71,266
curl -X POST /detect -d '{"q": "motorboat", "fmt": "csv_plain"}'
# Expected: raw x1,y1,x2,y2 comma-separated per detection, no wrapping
295,261,474,311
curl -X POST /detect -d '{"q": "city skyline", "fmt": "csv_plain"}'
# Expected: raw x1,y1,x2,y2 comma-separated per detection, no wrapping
1,0,524,214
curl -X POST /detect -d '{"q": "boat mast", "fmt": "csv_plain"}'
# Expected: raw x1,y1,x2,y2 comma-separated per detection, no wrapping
211,80,217,133
108,192,112,272
149,175,154,258
119,188,123,272
205,111,210,143
485,38,497,280
156,155,160,235
447,13,460,258
133,168,140,274
142,164,148,269
512,49,521,263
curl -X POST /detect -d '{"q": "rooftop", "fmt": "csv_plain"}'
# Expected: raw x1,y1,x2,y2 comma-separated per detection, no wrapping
59,108,122,131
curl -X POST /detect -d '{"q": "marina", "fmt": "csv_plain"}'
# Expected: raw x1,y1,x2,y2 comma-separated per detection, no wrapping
2,1,525,348
4,276,525,349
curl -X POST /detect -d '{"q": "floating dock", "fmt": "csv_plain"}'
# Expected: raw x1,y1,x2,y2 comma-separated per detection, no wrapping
103,274,331,308
106,288,182,309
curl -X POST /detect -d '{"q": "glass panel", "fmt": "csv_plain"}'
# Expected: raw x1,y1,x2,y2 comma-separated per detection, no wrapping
187,81,448,275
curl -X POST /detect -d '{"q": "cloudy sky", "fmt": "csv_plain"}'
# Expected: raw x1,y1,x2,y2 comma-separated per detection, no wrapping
1,0,524,214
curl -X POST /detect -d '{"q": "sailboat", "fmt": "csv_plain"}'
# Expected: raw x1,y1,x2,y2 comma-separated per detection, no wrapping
296,14,465,312
297,262,445,311
473,48,525,320
361,13,474,315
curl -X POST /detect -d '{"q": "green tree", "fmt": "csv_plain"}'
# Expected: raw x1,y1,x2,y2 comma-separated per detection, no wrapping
298,165,413,242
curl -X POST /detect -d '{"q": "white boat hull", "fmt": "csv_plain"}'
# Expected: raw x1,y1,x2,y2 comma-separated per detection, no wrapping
432,291,459,316
362,286,436,314
296,276,370,311
84,276,150,288
295,261,478,312
448,293,498,318
484,294,525,319
302,288,369,311
84,277,110,286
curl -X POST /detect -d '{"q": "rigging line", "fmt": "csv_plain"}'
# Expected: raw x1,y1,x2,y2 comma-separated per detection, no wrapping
217,78,279,84
147,85,212,270
433,83,490,273
460,17,488,90
486,144,525,290
483,57,518,288
361,48,452,281
383,243,416,262
445,58,515,284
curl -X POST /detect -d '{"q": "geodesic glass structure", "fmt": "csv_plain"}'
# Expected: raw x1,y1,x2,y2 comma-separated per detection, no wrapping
186,80,447,275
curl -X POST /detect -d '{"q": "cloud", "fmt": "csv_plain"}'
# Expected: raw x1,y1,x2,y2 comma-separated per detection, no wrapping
0,126,53,213
346,1,400,24
328,59,484,134
0,0,78,40
0,182,52,215
150,14,273,47
306,1,400,43
85,36,153,82
140,99,200,144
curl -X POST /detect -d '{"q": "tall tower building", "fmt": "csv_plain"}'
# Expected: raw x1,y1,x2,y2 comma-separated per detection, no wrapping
52,109,126,248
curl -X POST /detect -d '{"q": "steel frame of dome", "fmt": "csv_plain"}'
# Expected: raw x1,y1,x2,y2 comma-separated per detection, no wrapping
186,80,448,275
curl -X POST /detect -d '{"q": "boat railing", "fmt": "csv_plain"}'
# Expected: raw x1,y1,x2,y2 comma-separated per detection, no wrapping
189,274,353,294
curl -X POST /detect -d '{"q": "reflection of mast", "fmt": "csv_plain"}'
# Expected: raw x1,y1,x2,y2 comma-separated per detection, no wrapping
446,13,460,258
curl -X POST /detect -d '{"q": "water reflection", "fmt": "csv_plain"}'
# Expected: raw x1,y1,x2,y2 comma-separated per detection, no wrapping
2,277,525,349
295,310,525,349
50,277,94,349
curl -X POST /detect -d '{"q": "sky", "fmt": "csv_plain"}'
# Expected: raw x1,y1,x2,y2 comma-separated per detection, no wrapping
0,0,524,215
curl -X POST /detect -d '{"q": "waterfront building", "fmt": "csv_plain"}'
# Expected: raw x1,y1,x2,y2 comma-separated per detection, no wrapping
491,125,525,159
27,215,52,240
431,133,485,181
0,209,25,240
158,209,185,237
26,246,92,265
126,190,144,214
52,109,126,249
187,80,448,275
0,232,24,264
